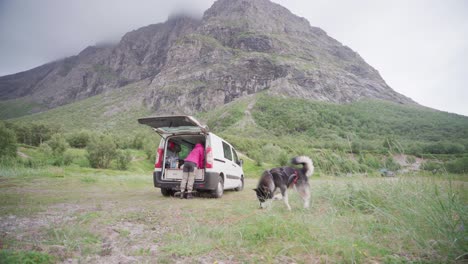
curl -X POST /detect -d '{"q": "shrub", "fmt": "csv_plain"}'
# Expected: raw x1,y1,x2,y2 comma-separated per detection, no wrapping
132,133,146,150
421,161,443,172
249,150,264,166
277,151,289,166
359,154,381,169
407,142,425,155
47,134,69,156
116,149,132,170
38,143,53,157
86,134,117,169
383,156,401,171
446,157,468,174
62,150,75,166
0,122,17,158
113,135,132,149
144,144,156,162
382,136,404,153
423,142,466,154
66,130,90,148
44,134,69,166
30,123,59,146
260,143,283,164
10,123,32,145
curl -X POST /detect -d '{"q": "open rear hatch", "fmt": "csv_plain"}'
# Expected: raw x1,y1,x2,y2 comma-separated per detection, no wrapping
138,115,209,136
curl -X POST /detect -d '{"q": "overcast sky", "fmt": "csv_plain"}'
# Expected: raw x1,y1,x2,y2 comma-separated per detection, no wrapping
0,0,467,116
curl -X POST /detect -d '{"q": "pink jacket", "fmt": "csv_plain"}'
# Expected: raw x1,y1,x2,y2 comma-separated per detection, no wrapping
184,143,205,169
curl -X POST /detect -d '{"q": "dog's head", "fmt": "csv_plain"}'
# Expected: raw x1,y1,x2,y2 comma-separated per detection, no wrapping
253,186,273,209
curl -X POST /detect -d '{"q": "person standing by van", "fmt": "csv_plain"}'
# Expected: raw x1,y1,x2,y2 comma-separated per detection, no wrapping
180,142,205,199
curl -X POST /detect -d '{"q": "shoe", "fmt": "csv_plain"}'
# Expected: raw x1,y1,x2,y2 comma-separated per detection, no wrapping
186,192,193,199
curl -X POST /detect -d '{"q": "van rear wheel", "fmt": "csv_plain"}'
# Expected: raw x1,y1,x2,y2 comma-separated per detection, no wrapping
212,176,224,198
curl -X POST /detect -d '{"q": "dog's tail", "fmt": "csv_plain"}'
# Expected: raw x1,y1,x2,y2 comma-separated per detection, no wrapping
291,156,314,177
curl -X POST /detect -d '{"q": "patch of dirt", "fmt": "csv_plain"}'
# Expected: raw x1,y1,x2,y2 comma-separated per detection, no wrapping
393,154,424,171
17,150,30,159
0,197,179,263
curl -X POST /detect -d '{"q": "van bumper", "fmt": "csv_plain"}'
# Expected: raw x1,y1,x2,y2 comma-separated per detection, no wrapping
153,171,219,191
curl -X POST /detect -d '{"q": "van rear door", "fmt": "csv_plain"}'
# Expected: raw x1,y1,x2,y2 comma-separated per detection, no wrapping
138,115,209,136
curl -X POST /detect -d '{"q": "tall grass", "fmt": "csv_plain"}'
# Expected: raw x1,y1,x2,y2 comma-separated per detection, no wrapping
159,176,467,263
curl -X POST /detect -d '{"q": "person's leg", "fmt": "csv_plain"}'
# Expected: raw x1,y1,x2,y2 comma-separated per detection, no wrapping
180,165,191,198
186,170,196,198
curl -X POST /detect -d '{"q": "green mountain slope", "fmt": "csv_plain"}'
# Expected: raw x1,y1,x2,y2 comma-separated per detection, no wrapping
199,94,468,154
10,81,152,135
8,88,468,161
5,87,468,175
197,95,468,175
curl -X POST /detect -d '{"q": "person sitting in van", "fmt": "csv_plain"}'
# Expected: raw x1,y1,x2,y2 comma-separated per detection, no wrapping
165,141,180,169
180,142,205,199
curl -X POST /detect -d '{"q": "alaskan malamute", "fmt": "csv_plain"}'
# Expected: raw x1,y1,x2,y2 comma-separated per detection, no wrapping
254,156,314,210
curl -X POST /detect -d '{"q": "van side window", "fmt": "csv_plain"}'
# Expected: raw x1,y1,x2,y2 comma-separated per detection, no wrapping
222,142,232,161
232,149,239,164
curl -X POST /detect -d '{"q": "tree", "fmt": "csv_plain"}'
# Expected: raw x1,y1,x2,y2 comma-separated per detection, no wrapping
0,122,17,157
116,149,132,170
47,134,69,156
44,134,70,166
66,130,90,148
86,134,117,169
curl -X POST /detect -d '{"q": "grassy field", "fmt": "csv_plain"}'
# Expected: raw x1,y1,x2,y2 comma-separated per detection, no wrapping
0,162,466,263
2,91,468,263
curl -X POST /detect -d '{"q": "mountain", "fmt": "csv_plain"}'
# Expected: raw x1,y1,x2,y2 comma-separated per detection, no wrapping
0,0,415,119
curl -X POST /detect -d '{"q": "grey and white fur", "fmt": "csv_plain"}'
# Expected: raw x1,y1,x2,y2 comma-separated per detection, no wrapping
254,156,314,210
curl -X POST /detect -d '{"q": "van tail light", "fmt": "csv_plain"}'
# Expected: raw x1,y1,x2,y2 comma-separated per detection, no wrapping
155,148,164,168
206,147,213,169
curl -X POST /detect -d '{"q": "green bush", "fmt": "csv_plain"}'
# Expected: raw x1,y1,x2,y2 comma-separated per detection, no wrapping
359,154,381,169
383,156,401,171
113,135,132,149
31,123,59,146
9,123,62,146
446,157,468,174
47,134,69,156
0,122,17,158
86,134,117,169
38,143,53,157
44,134,69,166
423,141,466,154
144,144,156,162
249,149,264,167
277,151,289,166
116,149,132,170
66,130,90,148
421,161,443,172
132,132,146,150
63,150,75,166
9,123,32,145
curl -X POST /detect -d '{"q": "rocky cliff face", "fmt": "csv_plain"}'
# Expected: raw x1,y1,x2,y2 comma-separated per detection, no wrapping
0,0,414,116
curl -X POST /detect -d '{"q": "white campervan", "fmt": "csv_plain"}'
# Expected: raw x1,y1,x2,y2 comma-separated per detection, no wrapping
138,115,244,198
